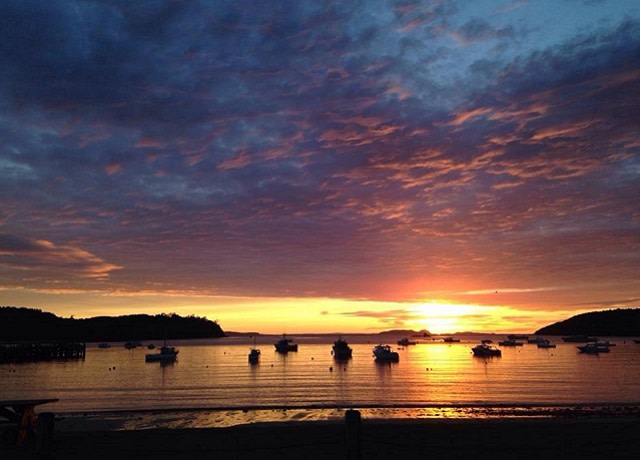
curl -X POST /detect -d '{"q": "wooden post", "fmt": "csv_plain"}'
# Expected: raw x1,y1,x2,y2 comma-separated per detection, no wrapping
17,406,35,445
345,409,362,460
36,412,54,459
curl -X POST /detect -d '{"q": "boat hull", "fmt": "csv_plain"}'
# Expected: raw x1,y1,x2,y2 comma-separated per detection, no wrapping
145,352,178,362
471,345,501,357
275,344,298,353
248,350,260,364
333,350,352,360
332,339,353,360
563,335,597,343
498,340,523,346
373,345,399,362
577,344,610,354
145,345,178,362
374,353,399,362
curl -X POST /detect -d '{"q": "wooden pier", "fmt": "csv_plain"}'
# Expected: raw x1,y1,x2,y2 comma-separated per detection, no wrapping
0,342,86,363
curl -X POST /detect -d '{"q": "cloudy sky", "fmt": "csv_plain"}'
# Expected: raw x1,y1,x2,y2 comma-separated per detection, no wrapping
1,0,639,333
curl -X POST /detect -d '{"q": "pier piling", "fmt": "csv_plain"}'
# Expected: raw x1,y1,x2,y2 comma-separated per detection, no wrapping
36,412,54,459
345,409,362,460
0,342,86,363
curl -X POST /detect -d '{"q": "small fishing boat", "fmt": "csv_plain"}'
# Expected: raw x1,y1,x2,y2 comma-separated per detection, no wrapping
98,343,111,349
248,336,261,364
373,344,399,362
248,348,261,364
124,341,142,349
537,339,556,349
274,334,298,353
508,334,529,341
471,343,502,357
498,338,524,346
442,337,460,343
397,337,417,346
332,337,353,360
527,337,546,344
577,342,610,354
562,335,597,343
145,341,178,362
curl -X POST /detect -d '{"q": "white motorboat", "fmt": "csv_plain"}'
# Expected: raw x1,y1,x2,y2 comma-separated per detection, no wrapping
145,342,178,362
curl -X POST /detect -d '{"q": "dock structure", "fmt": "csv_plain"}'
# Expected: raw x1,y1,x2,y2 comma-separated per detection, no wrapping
0,342,86,363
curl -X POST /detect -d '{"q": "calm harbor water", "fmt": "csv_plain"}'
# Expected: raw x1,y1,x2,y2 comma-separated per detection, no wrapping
2,334,639,427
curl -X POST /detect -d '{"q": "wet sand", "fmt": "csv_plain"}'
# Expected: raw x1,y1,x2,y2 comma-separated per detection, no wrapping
4,416,640,459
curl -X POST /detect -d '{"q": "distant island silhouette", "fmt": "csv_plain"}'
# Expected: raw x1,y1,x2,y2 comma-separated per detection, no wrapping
377,329,431,336
0,306,225,342
535,308,640,336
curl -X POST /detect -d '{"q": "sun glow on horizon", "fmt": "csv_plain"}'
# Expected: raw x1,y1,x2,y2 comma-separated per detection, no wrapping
406,301,488,334
405,300,556,335
1,287,574,335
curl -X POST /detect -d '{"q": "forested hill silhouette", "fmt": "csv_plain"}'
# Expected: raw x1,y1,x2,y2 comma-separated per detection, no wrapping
0,306,225,342
535,308,640,336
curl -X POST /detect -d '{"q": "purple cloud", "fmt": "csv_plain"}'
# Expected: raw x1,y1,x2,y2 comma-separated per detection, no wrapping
0,1,638,312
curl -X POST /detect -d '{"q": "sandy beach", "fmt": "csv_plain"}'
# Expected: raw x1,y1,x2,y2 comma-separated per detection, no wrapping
4,415,640,459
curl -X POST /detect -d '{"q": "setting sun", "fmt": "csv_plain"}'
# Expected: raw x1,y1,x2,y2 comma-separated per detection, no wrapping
408,302,475,334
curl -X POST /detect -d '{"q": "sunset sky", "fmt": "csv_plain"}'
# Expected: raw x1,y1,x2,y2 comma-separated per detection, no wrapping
1,0,639,334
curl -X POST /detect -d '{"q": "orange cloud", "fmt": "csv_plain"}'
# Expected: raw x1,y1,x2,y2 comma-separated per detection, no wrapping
530,121,594,142
449,107,493,126
219,152,252,170
105,163,122,175
0,234,121,282
135,137,166,149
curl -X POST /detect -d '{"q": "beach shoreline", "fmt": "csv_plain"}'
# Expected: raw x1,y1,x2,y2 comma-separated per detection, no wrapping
4,412,640,459
49,402,640,432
